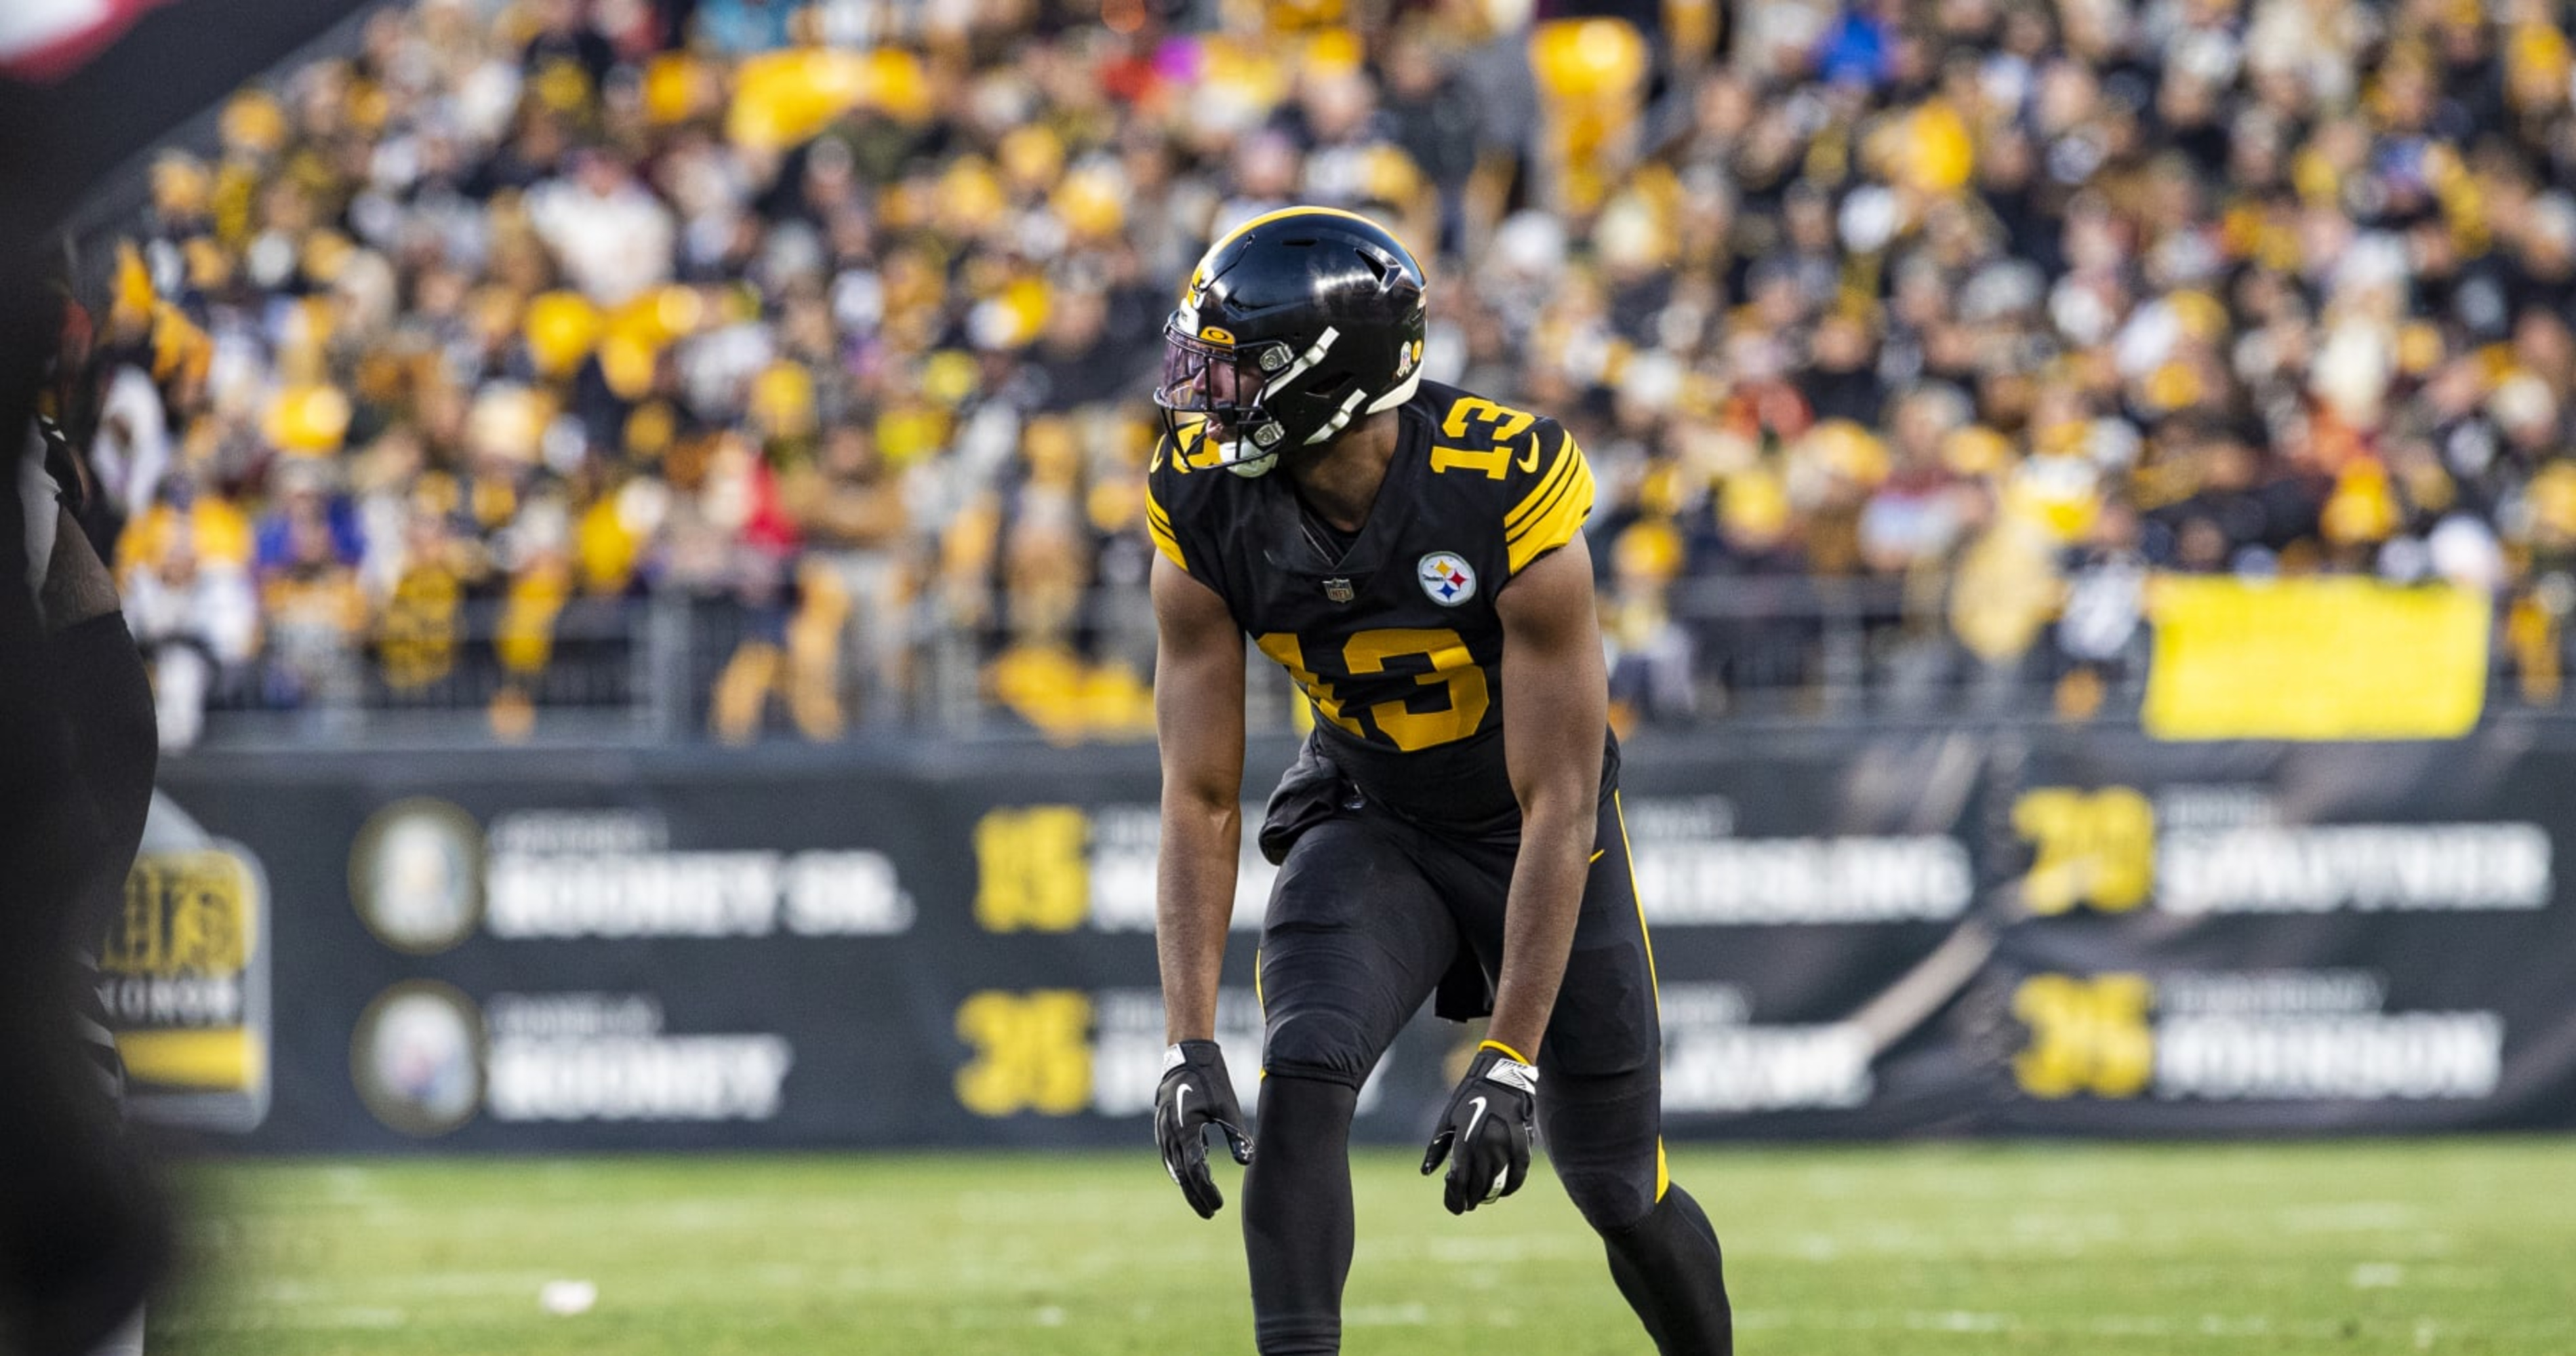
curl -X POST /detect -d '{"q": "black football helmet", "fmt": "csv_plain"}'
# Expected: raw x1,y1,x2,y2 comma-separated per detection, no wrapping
1154,206,1429,477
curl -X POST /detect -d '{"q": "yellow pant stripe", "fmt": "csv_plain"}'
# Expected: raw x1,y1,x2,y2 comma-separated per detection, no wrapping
1617,793,1672,1202
1613,791,1662,1008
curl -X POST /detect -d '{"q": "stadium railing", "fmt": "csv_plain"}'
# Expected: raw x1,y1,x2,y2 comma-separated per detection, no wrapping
172,572,2217,746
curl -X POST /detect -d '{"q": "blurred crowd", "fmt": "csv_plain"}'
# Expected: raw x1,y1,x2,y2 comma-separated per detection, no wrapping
62,0,2576,744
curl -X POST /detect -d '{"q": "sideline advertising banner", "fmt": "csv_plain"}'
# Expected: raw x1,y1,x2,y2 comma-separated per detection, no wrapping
1980,735,2575,1135
142,727,2576,1153
102,795,272,1132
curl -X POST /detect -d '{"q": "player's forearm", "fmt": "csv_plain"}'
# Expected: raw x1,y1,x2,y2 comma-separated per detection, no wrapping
1147,557,1247,1045
1155,795,1240,1043
1490,540,1609,1059
1487,795,1592,1058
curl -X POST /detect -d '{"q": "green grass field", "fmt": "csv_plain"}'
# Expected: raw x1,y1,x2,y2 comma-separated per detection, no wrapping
158,1139,2573,1355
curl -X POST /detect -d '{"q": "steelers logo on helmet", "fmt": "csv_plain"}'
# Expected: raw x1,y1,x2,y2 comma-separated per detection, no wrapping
1418,552,1476,606
1152,206,1429,481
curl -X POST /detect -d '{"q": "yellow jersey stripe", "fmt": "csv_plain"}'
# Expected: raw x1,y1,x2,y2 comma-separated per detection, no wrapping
1504,434,1577,532
1505,453,1582,545
1145,491,1186,571
1505,452,1594,572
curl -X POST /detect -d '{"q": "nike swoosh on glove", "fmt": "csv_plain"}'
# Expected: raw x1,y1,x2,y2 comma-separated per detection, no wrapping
1155,1040,1253,1218
1420,1041,1538,1215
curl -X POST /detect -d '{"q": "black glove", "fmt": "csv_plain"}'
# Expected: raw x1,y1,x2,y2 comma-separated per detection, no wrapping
1155,1040,1253,1218
1420,1041,1539,1215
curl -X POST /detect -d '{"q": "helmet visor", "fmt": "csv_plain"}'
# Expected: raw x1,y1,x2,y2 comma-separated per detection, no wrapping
1154,321,1287,452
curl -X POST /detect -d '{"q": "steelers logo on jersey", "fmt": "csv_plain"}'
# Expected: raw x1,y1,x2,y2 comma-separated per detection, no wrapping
1418,552,1477,606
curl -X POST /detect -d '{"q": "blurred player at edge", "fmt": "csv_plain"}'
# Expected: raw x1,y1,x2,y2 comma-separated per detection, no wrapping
1,3,376,1348
1146,207,1733,1354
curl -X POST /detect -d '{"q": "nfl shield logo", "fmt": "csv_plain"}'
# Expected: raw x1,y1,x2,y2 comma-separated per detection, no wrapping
1323,577,1356,603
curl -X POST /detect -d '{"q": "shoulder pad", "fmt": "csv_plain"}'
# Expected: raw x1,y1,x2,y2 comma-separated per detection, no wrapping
1413,387,1595,577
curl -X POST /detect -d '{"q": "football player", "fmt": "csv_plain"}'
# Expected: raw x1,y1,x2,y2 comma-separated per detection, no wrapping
1147,207,1733,1354
0,357,165,1356
21,409,161,1356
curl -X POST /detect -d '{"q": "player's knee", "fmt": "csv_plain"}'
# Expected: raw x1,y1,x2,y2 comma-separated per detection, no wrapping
1540,1064,1664,1232
1260,1010,1375,1087
1557,1159,1659,1235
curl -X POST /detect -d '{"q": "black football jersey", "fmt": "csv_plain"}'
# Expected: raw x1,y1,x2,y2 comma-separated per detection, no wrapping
1147,379,1617,837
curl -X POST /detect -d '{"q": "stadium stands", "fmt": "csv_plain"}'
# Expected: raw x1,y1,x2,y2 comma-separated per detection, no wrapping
66,0,2576,743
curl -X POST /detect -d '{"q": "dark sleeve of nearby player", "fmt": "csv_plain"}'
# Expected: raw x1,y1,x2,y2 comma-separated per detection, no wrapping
39,506,119,631
1497,420,1596,584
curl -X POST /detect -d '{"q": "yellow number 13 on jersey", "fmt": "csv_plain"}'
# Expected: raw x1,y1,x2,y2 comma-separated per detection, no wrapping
1257,629,1490,751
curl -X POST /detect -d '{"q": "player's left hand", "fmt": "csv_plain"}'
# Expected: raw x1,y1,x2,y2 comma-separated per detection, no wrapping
1420,1041,1538,1214
1155,1041,1253,1219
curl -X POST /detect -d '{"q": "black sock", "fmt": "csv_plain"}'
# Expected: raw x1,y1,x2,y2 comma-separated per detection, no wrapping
1602,1183,1733,1356
1240,1074,1358,1355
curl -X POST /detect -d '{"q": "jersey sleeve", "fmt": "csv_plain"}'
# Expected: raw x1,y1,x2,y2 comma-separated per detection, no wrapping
1144,435,1207,578
1500,420,1595,576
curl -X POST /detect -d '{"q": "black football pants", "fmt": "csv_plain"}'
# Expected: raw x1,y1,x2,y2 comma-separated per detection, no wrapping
1240,791,1731,1353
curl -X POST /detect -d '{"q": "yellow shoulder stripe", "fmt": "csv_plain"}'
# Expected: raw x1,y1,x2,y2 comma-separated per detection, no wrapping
1504,433,1577,533
1145,489,1186,572
1506,437,1594,574
1506,435,1588,543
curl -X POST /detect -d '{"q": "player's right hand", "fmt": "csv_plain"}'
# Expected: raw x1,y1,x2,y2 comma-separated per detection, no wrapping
1420,1041,1538,1214
1154,1040,1253,1218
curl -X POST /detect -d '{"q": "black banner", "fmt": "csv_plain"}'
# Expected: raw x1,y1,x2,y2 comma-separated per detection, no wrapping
139,726,2576,1153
